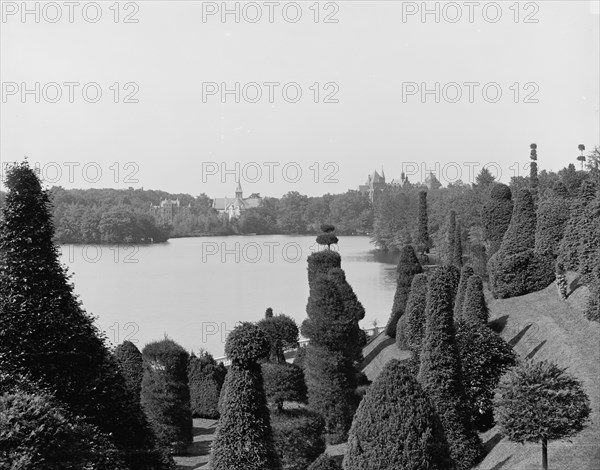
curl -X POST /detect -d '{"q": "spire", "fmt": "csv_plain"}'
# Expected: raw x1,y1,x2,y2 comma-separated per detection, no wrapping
381,166,385,180
235,180,243,199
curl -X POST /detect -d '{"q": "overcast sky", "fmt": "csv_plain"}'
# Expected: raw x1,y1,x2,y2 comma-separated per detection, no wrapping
1,0,599,198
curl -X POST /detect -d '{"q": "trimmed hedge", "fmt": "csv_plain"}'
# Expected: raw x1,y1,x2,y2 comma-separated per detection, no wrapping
307,250,341,288
271,408,326,470
418,267,483,470
343,360,454,470
114,340,143,399
462,276,489,324
188,351,227,419
210,323,280,470
141,339,193,454
483,183,513,257
455,321,516,431
385,245,423,338
489,189,555,298
454,265,474,320
534,182,571,258
262,362,307,411
402,274,429,370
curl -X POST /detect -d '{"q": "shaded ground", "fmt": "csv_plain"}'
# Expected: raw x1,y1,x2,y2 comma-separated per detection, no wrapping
173,418,217,469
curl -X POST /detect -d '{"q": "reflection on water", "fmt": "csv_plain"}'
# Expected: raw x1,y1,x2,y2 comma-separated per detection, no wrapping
60,236,399,357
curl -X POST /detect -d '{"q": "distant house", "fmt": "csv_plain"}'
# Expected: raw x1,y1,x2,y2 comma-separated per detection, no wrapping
358,169,387,203
150,198,191,224
212,181,262,220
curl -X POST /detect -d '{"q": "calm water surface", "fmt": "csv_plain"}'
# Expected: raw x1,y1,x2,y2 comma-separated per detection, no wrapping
60,236,399,357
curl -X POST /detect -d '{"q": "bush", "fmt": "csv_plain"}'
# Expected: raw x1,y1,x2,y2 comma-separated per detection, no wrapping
262,362,307,411
141,339,193,454
418,267,483,470
577,187,599,280
455,321,516,431
0,162,170,470
343,360,454,470
385,245,423,337
461,275,489,324
309,454,341,470
454,265,474,320
307,250,341,288
210,323,280,470
257,314,300,363
483,183,513,257
534,182,571,258
271,408,326,470
114,340,143,398
188,351,227,419
489,189,555,298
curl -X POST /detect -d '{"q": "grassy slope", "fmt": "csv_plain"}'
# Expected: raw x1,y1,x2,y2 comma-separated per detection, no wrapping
475,275,599,470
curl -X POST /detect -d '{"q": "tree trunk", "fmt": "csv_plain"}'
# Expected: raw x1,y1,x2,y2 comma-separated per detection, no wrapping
542,436,548,470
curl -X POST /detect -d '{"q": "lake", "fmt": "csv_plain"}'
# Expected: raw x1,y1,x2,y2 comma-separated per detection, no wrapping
59,235,399,357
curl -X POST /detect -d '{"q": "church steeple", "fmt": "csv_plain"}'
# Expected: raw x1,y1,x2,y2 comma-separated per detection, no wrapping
235,181,243,199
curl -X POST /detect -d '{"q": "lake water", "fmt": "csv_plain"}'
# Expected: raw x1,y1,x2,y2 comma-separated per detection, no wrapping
59,235,399,357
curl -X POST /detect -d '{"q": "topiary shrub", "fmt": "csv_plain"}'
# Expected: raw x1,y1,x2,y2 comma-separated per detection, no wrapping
416,190,432,255
489,189,555,298
395,313,409,350
309,454,341,470
454,265,474,320
210,323,280,469
455,321,516,431
444,210,457,265
343,360,454,470
0,162,171,470
385,245,423,338
0,373,126,470
257,313,300,364
577,187,600,281
141,339,193,454
307,250,341,288
262,362,307,412
585,265,600,322
418,267,483,470
453,221,463,268
471,243,488,280
402,274,429,372
461,275,489,324
534,182,571,259
483,183,513,257
114,340,143,399
271,408,326,470
188,351,227,419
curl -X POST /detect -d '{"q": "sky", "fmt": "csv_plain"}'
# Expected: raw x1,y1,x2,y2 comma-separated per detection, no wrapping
1,0,599,198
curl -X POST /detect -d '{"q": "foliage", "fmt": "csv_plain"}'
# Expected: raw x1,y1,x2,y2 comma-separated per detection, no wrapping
471,243,488,280
114,340,143,398
444,210,457,265
494,360,591,469
257,314,300,363
585,265,600,322
210,323,281,470
141,339,193,454
0,162,171,469
482,183,513,257
307,250,341,288
308,454,341,470
262,362,308,411
188,351,227,419
385,245,423,337
534,182,571,258
418,267,483,470
343,359,454,470
455,321,516,430
453,221,463,268
401,274,429,369
454,265,474,320
416,190,432,254
461,275,489,324
271,408,326,470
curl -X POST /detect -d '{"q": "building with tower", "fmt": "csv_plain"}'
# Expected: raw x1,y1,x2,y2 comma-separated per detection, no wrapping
212,181,262,220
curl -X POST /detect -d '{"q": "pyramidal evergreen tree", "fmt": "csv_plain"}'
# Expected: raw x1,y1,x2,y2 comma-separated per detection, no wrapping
576,183,599,281
534,181,571,259
483,183,513,258
530,143,539,201
488,188,555,298
461,276,489,324
444,210,457,265
453,265,474,320
418,266,483,470
453,221,463,269
343,360,455,470
0,161,170,469
399,274,428,372
385,245,423,338
416,190,431,257
188,350,227,419
210,322,281,470
114,340,144,399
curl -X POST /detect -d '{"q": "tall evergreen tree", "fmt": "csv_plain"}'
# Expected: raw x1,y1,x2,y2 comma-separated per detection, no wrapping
530,143,539,201
401,274,429,370
385,245,423,338
418,267,483,470
444,210,457,265
114,340,143,399
534,181,571,259
454,265,474,320
461,276,489,324
483,183,513,258
343,360,454,470
416,190,431,256
188,350,227,419
453,221,463,268
0,162,170,469
210,323,281,470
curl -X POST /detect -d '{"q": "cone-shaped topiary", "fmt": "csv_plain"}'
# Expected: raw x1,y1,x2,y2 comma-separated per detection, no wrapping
307,250,341,288
416,190,432,255
385,245,423,338
453,221,463,268
188,351,227,419
141,339,193,454
343,360,455,470
210,322,281,470
114,340,143,399
271,408,325,470
471,243,488,280
488,189,555,298
461,276,489,324
444,210,457,265
483,183,513,257
577,185,599,281
534,182,571,259
0,162,171,469
401,274,429,372
418,267,483,470
454,265,474,320
455,321,516,431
